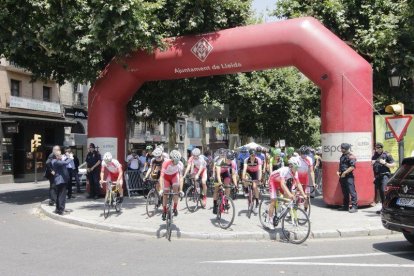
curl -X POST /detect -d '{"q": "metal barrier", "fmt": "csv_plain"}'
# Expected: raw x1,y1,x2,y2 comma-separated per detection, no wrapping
125,170,145,197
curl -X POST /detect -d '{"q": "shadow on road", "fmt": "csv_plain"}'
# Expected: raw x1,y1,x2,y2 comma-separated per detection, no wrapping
0,188,48,205
372,240,414,262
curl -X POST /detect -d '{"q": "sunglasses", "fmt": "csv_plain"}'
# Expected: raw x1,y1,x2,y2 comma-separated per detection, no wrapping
375,147,383,149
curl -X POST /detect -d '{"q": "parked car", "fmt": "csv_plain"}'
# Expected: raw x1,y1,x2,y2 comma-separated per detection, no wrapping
381,157,414,245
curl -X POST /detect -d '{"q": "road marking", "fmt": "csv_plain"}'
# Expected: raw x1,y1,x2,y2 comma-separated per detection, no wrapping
202,251,414,268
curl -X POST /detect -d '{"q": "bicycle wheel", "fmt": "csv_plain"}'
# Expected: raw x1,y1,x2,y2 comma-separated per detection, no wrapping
166,205,173,241
146,189,159,217
217,195,235,229
281,207,310,244
103,196,111,219
247,187,254,219
297,196,311,218
114,192,122,213
258,199,272,230
185,186,199,212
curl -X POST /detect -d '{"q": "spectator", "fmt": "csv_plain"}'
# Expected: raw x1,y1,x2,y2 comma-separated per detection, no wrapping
144,145,153,171
127,150,141,171
72,151,82,193
51,148,73,215
139,150,147,173
45,146,60,206
371,142,395,214
65,148,76,199
337,143,358,213
85,143,101,199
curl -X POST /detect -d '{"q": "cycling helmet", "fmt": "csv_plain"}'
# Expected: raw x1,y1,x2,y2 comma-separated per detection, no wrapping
316,146,322,155
169,150,181,162
272,148,281,157
249,148,256,155
256,146,262,153
288,157,300,169
146,145,153,150
240,146,248,153
286,147,295,156
299,145,310,155
226,151,235,160
153,147,163,158
192,148,201,156
103,152,112,163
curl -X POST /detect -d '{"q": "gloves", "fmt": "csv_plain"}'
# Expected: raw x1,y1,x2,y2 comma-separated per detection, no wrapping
158,190,164,197
179,191,184,198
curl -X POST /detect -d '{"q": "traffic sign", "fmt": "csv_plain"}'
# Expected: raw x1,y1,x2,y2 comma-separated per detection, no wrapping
385,115,413,142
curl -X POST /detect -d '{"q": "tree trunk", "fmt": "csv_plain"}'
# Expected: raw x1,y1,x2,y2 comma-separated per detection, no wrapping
168,122,177,152
201,117,207,152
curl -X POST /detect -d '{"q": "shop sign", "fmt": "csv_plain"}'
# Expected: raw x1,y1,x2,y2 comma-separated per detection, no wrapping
5,124,18,134
10,96,61,113
64,108,88,119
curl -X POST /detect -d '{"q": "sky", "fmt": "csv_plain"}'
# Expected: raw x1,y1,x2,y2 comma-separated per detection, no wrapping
252,0,278,21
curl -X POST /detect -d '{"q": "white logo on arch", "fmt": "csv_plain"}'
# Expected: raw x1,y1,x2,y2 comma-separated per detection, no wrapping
191,38,213,62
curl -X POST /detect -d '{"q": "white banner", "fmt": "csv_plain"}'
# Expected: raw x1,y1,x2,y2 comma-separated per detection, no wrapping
10,96,61,113
88,137,118,159
321,132,372,162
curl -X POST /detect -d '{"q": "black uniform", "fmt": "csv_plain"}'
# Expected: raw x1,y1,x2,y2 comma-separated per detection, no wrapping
339,152,358,208
44,153,57,205
85,151,101,198
372,151,394,203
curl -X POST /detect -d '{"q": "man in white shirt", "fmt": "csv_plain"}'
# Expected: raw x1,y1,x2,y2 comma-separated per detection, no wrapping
126,150,141,171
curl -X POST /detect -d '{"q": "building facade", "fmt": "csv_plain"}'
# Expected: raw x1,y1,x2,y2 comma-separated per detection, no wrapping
0,58,75,183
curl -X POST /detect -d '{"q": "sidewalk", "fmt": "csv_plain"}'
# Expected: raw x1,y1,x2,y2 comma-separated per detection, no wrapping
39,192,396,241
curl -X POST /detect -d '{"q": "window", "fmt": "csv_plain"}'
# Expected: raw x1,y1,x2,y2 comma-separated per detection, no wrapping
187,121,194,138
43,86,51,101
10,79,20,97
194,122,201,138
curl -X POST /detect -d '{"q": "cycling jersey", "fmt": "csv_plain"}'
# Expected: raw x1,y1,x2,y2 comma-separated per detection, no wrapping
244,156,262,173
149,157,165,179
269,167,299,199
269,156,284,171
188,156,207,180
215,158,237,174
161,159,184,190
101,159,122,181
297,156,313,187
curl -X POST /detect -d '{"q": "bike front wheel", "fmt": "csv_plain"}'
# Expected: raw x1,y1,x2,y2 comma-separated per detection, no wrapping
258,199,272,230
146,189,159,217
281,207,310,244
166,206,173,241
247,189,254,219
217,195,235,229
185,186,199,212
103,197,111,219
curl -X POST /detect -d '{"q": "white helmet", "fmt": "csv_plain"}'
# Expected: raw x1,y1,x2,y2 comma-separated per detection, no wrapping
192,148,201,156
169,150,181,162
103,152,112,163
153,147,163,158
288,157,300,169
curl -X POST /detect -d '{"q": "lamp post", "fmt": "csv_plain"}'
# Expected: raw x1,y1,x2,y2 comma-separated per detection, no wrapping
388,68,404,165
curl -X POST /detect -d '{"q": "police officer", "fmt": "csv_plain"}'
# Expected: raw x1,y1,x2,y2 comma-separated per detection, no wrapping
337,143,358,213
371,142,395,214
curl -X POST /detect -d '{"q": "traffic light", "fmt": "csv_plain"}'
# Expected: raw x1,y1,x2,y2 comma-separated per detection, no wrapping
31,139,35,152
33,134,42,148
385,102,404,116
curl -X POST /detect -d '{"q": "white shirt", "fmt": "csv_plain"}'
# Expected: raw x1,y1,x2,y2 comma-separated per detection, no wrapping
127,154,140,170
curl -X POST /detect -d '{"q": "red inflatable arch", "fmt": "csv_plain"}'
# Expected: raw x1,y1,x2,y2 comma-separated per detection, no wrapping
88,17,373,205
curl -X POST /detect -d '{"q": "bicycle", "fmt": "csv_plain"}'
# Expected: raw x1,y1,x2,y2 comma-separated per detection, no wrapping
242,179,259,219
165,191,180,241
145,179,162,218
185,176,204,212
258,195,311,244
102,181,122,219
293,185,314,218
214,183,236,229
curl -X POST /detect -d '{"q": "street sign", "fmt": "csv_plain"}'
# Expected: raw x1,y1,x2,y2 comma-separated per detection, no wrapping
385,115,413,142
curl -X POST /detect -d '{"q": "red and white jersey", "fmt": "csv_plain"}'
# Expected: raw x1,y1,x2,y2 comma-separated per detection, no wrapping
270,167,299,183
161,159,184,176
188,156,207,170
101,159,122,174
298,156,312,174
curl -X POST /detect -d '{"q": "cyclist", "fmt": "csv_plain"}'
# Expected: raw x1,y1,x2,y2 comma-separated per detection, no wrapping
144,147,165,194
298,146,315,210
237,146,249,179
242,148,262,210
160,150,185,221
143,145,154,172
183,148,208,207
99,152,124,203
213,151,238,214
267,157,307,228
269,148,284,172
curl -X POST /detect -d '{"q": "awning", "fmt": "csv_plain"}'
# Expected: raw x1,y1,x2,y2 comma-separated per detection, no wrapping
0,114,77,125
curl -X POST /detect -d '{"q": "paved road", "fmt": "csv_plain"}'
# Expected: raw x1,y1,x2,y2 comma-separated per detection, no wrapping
0,183,413,276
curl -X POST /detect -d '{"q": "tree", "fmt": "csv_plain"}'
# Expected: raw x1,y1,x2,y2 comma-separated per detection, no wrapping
273,0,414,109
229,68,320,147
0,0,164,84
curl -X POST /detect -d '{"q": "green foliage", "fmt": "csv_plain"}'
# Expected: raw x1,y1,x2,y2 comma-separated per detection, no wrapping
230,68,321,147
273,0,414,109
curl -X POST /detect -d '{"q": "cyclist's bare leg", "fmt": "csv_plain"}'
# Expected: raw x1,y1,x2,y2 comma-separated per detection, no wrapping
268,200,276,218
172,184,179,210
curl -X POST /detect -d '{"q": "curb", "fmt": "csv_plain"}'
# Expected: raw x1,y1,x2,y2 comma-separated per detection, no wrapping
38,201,396,241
